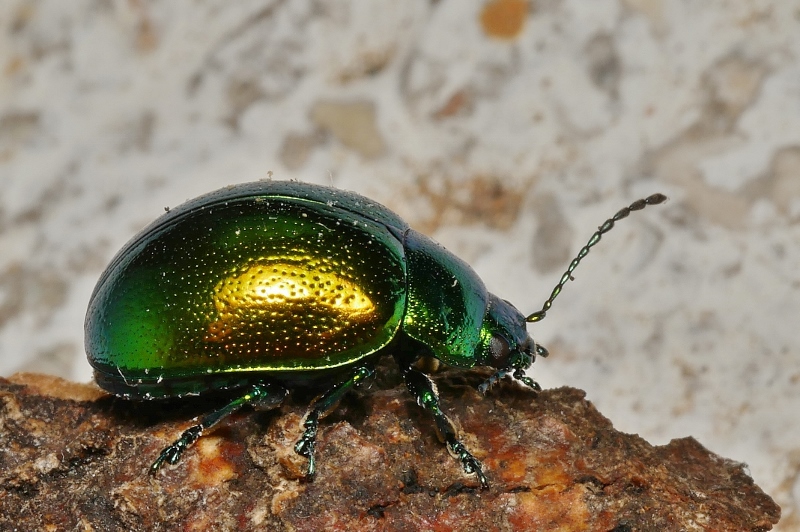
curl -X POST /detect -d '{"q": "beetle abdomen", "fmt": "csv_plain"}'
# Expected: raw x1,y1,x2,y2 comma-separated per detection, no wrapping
86,190,407,395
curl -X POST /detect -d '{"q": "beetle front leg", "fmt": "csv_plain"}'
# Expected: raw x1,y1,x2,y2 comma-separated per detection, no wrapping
150,381,287,475
402,367,489,489
479,345,548,393
479,368,541,394
294,365,374,480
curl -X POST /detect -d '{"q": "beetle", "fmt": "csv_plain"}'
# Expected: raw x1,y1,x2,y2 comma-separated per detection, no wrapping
85,180,666,487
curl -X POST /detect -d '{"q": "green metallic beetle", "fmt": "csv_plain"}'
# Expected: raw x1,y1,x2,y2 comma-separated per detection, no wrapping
85,180,665,487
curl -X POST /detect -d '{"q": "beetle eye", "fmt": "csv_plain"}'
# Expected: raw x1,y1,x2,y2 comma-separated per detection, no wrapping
490,334,511,363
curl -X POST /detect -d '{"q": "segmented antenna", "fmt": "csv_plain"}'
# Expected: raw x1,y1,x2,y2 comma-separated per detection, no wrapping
526,193,667,323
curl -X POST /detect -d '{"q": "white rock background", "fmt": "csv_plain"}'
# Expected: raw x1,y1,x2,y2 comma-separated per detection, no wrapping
1,0,798,527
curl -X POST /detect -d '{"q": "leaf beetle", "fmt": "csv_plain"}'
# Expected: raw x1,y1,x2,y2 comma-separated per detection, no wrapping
85,180,666,487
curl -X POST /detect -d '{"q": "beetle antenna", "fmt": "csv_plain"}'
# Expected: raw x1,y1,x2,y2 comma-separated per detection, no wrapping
526,193,667,323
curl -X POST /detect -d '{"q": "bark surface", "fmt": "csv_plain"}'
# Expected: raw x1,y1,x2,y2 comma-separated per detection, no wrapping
0,365,781,531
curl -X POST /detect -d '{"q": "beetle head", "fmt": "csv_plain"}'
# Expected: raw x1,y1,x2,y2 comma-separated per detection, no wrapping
477,294,548,392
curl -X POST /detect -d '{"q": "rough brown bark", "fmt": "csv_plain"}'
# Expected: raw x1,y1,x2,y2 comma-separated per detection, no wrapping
0,364,780,531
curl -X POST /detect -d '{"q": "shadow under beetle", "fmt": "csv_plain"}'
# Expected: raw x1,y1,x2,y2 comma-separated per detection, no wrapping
85,181,666,488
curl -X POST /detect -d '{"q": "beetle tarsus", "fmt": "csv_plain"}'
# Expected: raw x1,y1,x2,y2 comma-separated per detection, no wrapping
449,440,489,490
512,369,541,391
294,413,319,479
150,425,202,475
292,365,375,480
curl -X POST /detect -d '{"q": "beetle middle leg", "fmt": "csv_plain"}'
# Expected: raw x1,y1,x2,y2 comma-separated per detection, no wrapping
294,365,375,480
401,366,489,489
150,381,287,475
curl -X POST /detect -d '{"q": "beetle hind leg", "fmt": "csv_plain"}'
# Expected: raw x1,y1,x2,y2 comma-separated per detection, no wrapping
294,365,375,481
150,381,287,475
401,367,489,489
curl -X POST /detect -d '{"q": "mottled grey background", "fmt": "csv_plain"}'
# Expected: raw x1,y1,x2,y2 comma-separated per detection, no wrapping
1,1,798,527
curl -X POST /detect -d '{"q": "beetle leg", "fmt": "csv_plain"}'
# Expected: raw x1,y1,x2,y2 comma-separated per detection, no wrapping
401,367,489,489
150,381,287,475
477,368,513,394
294,365,374,481
479,368,541,393
513,369,541,391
